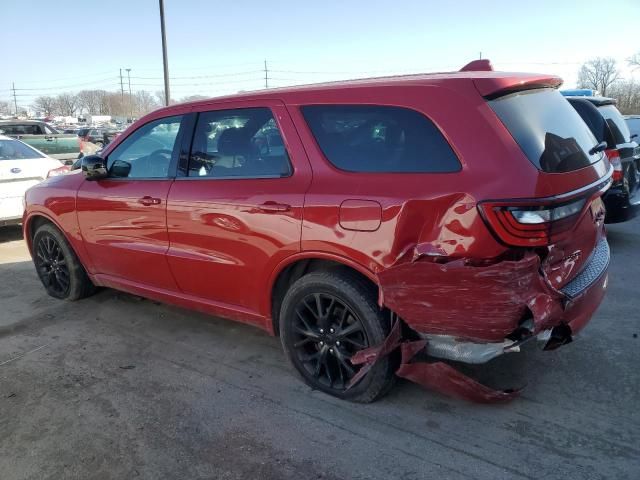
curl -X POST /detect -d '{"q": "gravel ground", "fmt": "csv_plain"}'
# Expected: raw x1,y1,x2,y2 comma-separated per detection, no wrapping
0,221,638,480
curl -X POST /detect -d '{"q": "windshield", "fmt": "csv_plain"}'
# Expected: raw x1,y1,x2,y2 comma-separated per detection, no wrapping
0,139,45,160
598,104,631,145
489,88,604,173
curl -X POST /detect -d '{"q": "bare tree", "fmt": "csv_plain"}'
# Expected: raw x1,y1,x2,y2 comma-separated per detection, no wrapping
180,95,209,102
607,79,640,115
629,52,640,69
0,99,12,115
76,90,108,115
32,96,59,116
577,57,621,96
56,93,79,116
133,91,159,116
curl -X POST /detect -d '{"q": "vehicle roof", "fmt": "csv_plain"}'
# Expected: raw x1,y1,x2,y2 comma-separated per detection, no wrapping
158,68,562,112
566,96,617,107
0,119,46,125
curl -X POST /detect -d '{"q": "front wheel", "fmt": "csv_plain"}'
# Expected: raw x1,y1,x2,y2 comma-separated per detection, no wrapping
33,223,95,300
280,270,395,403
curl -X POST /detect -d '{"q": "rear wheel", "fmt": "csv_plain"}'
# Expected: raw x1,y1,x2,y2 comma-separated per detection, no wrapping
33,223,95,300
280,270,395,403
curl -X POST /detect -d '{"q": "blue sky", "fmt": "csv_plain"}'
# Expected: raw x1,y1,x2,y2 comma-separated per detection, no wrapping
2,0,639,106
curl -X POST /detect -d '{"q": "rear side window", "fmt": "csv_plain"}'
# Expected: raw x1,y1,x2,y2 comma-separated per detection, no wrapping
0,139,45,160
301,105,460,173
489,89,604,173
598,105,631,145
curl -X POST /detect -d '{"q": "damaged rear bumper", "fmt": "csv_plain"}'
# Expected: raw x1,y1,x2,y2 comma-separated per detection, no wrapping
361,238,609,402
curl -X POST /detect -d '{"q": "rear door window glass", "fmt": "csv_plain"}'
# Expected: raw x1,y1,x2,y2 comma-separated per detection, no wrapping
301,105,460,173
187,107,291,178
489,89,604,173
598,105,631,145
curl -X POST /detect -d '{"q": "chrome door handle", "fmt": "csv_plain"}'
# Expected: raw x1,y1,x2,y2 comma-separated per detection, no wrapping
257,202,291,213
138,196,161,206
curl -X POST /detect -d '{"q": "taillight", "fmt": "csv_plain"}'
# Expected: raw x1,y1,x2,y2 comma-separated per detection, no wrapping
606,149,623,183
479,198,587,247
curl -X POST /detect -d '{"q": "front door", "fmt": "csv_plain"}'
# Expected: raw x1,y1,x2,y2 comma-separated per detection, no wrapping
166,102,312,317
77,114,186,290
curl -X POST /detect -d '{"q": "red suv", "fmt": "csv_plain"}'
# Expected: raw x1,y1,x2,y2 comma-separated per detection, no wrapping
23,61,611,403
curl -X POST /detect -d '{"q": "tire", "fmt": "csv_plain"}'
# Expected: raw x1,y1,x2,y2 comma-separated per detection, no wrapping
32,223,95,301
280,270,395,403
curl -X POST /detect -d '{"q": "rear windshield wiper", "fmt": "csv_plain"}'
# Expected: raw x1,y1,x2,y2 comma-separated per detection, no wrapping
589,141,608,155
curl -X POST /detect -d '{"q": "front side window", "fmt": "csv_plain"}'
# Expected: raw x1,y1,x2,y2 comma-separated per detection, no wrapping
301,105,461,173
0,139,45,160
186,107,291,178
107,115,183,178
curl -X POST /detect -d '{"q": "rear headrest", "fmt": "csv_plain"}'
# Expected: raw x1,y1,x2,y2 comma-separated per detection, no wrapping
217,127,250,156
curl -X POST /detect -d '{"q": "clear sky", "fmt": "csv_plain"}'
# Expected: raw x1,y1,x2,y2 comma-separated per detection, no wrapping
2,0,639,106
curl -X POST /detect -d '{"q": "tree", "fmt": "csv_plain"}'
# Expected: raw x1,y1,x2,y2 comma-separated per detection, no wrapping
32,96,59,116
577,57,620,96
134,90,159,116
56,92,79,116
0,99,11,115
180,95,209,102
607,80,640,115
76,89,108,115
629,52,640,69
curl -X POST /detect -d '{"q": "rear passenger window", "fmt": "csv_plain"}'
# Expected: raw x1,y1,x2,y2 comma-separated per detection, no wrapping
301,105,460,173
187,108,292,178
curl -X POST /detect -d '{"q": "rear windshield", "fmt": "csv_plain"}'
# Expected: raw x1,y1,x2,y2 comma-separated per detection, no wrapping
0,139,45,160
489,89,604,173
598,105,631,145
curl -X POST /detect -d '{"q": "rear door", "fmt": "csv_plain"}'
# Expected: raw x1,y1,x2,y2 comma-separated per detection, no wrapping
166,100,312,317
76,113,188,290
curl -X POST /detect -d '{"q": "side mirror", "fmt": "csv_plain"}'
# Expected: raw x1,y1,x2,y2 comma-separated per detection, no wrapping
81,155,108,181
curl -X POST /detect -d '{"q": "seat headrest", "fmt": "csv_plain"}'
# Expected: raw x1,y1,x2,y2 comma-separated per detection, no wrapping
217,127,250,156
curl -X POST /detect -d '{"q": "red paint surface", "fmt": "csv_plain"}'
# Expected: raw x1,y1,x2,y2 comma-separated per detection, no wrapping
23,68,609,348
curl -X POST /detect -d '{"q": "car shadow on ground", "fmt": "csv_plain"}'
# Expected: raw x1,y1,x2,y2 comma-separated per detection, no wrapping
0,225,23,244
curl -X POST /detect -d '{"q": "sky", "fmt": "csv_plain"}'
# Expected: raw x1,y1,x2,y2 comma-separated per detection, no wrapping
1,0,639,108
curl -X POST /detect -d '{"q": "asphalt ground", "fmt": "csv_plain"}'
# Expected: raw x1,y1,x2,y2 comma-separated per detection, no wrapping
0,219,638,480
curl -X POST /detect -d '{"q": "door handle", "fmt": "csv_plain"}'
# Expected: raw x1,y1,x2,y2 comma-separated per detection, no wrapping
138,196,161,206
257,201,291,213
44,136,55,141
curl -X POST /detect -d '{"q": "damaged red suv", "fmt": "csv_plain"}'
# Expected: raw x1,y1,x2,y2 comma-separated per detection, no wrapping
23,60,611,403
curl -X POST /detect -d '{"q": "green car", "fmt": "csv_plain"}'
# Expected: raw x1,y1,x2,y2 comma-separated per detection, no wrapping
0,120,84,164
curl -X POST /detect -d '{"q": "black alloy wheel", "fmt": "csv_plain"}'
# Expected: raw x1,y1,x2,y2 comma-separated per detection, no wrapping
292,292,369,390
34,232,70,297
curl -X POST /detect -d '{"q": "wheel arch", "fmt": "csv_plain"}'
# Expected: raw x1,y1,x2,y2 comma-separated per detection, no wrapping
267,252,380,336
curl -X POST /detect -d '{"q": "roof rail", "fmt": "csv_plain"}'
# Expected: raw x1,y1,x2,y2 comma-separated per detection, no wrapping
460,59,493,72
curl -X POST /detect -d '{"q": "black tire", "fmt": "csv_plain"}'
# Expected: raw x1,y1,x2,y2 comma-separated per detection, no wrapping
32,223,95,301
280,270,395,403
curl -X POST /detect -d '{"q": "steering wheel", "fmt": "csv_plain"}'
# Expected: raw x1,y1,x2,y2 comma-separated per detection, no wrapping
145,148,173,177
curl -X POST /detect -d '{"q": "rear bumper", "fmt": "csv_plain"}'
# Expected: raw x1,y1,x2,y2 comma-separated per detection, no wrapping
379,239,609,362
603,187,640,223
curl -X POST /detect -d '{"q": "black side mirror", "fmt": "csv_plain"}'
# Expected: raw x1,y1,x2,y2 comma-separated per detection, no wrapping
82,155,108,181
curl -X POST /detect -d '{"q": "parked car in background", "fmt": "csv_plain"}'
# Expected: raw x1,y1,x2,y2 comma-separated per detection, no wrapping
0,120,84,164
0,135,68,226
77,127,120,148
23,62,611,402
565,96,640,223
625,115,640,142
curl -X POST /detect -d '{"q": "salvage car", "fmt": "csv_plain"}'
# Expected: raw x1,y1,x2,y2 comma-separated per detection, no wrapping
565,97,640,223
0,135,68,226
0,120,85,164
23,60,611,403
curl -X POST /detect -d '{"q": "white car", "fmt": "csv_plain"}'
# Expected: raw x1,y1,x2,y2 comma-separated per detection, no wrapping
0,135,69,226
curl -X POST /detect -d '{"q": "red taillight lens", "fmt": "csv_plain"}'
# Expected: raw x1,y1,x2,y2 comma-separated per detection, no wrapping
479,198,587,247
606,149,623,183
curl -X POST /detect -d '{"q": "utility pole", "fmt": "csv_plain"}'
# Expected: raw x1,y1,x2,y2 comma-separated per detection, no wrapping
264,59,269,89
479,51,482,60
126,68,132,119
159,0,170,106
119,69,124,101
11,82,18,115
